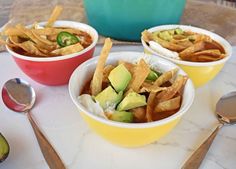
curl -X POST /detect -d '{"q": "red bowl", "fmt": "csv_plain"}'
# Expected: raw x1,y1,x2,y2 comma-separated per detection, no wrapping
6,21,98,86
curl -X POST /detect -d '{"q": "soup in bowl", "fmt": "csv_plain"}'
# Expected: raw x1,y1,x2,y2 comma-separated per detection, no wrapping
69,39,195,147
5,20,98,85
141,25,232,87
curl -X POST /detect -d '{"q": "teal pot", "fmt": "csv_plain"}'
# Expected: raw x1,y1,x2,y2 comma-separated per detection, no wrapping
83,0,186,41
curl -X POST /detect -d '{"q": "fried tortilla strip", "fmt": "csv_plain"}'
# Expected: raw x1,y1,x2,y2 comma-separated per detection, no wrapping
177,76,188,96
15,25,54,51
191,34,212,43
179,41,205,60
140,85,167,93
156,75,187,102
126,59,150,93
193,49,221,57
173,34,187,40
171,38,193,48
90,38,112,96
31,30,56,46
4,27,28,38
146,68,178,122
131,106,146,123
204,40,225,54
155,36,186,52
154,96,181,113
46,5,63,27
142,30,153,43
193,55,224,62
154,68,178,87
51,43,83,55
143,30,186,52
18,41,47,56
0,37,18,48
103,65,115,83
146,93,157,122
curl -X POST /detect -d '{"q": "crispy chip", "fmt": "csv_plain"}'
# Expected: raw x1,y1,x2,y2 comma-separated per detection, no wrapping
51,43,83,55
103,65,115,83
46,5,63,27
179,41,205,60
126,59,150,93
142,30,186,52
143,29,226,63
156,75,187,102
131,106,146,123
90,38,112,96
154,96,181,113
193,49,221,56
15,25,54,51
18,41,47,56
145,68,179,122
31,30,56,46
154,68,178,87
140,85,167,93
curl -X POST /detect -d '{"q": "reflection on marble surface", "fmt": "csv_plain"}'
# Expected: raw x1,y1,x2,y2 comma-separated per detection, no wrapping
0,46,235,169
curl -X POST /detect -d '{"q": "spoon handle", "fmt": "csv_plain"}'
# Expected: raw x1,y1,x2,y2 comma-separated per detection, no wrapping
181,124,223,169
27,112,66,169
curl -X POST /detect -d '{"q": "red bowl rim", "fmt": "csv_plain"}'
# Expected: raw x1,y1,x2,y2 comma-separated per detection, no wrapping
6,20,98,62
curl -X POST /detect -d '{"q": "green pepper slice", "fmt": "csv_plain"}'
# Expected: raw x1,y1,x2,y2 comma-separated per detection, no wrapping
57,31,79,47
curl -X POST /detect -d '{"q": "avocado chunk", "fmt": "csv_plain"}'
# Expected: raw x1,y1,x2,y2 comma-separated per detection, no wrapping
95,86,123,110
159,31,172,41
175,28,183,35
0,133,9,163
110,111,133,123
117,92,147,111
108,64,132,92
146,69,162,81
168,29,175,35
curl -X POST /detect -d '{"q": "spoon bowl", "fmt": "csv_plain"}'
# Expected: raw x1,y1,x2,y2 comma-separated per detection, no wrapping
2,78,65,169
2,78,36,113
182,91,236,169
216,91,236,124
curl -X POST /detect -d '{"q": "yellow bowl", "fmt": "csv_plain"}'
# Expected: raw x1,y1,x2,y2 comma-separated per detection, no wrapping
69,52,195,147
141,25,232,87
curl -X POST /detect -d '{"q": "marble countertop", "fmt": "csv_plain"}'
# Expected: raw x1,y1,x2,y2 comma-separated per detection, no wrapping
0,45,236,169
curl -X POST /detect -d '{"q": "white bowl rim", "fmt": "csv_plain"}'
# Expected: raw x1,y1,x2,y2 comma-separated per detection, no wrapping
6,20,98,62
141,24,233,67
69,51,195,129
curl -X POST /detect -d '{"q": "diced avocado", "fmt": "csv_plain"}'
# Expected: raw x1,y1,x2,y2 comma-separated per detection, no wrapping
146,69,162,81
175,28,183,35
146,70,158,81
95,86,123,110
188,35,195,42
108,64,132,92
117,92,147,111
168,29,175,35
152,31,160,37
110,111,133,123
159,31,172,41
0,133,9,163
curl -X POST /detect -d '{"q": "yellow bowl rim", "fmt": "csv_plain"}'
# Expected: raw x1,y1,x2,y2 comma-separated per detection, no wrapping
141,24,232,67
69,51,195,129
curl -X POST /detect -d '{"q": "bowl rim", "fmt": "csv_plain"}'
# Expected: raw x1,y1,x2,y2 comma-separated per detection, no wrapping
141,24,233,67
5,20,98,62
69,51,195,129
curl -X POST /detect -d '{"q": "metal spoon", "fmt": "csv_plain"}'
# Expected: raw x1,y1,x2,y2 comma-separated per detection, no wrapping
182,91,236,169
2,78,66,169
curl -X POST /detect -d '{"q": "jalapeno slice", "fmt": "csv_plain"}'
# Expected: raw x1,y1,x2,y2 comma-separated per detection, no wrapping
57,31,79,47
